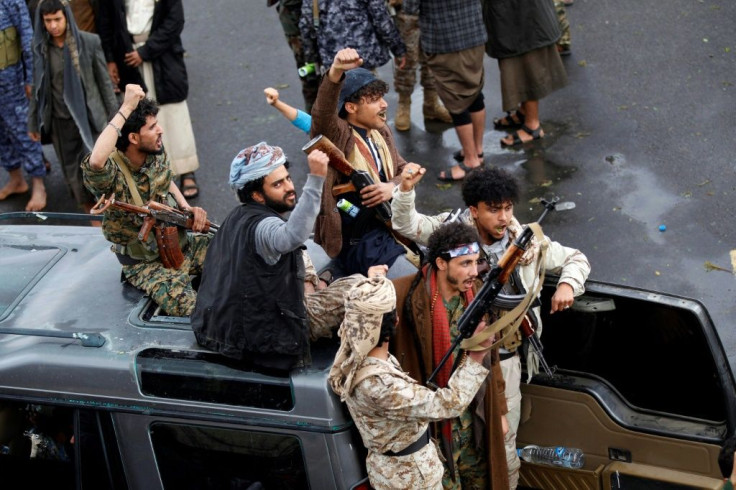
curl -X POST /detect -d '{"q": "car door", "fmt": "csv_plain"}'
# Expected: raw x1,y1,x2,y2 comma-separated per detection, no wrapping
515,279,735,490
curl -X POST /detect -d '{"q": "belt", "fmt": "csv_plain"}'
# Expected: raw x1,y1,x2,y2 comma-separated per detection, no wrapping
115,252,143,266
384,428,430,457
499,350,518,361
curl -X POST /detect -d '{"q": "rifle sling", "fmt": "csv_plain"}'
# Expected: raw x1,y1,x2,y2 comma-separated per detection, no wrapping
460,223,548,351
111,150,145,207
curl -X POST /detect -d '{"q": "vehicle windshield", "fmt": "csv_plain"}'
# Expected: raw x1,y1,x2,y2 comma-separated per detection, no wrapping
0,245,62,319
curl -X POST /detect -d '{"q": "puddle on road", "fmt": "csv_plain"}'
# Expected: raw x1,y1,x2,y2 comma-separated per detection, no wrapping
600,153,682,244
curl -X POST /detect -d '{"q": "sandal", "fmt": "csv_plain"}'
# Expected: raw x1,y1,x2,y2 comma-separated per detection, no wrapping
493,110,525,130
500,124,544,148
437,163,479,182
452,150,485,163
180,172,199,199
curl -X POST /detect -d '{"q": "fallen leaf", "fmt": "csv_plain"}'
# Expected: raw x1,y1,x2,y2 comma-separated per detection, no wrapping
697,179,711,186
540,180,553,187
655,271,661,276
578,60,587,67
275,83,290,89
704,261,730,273
731,250,736,274
436,183,453,191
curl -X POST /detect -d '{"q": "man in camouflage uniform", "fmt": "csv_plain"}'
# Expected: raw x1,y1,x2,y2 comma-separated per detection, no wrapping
392,164,591,489
268,0,319,112
391,221,510,489
388,0,451,131
555,0,571,56
82,84,210,317
192,142,385,371
329,275,493,490
0,0,47,211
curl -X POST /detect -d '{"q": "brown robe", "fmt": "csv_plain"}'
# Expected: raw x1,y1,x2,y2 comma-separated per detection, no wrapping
309,74,406,258
391,272,510,489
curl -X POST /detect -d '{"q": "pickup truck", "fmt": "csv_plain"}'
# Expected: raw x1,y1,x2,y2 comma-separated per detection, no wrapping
0,213,733,489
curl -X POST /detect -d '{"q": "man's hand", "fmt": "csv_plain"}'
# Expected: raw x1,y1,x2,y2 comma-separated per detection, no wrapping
396,55,407,70
399,163,426,192
367,264,389,278
550,282,575,313
307,149,329,177
106,62,121,92
264,87,279,105
121,84,146,114
124,50,143,67
360,181,393,207
28,132,41,142
25,84,32,100
328,48,363,82
502,414,509,436
185,206,208,233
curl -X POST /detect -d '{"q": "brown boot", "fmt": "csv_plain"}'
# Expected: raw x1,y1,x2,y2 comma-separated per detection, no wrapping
423,91,452,123
395,94,411,131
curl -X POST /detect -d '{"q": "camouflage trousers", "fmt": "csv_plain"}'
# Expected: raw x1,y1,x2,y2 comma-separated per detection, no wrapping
441,420,488,489
0,70,45,177
276,0,319,112
306,274,366,340
555,1,571,49
122,233,210,317
393,12,437,97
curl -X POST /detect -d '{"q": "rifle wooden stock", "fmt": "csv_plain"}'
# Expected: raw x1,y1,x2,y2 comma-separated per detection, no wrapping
302,134,393,224
90,194,218,238
426,198,559,388
332,182,356,197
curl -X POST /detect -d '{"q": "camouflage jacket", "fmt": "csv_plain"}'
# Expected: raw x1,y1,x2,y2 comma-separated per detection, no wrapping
299,0,406,70
346,354,488,489
82,151,174,255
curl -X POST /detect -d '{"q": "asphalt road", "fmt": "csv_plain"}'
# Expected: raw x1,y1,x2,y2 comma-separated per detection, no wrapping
2,1,734,370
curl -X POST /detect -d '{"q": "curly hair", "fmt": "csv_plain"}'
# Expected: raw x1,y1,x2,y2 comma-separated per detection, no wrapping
236,161,290,204
427,221,480,268
461,166,520,208
340,79,389,117
116,98,159,152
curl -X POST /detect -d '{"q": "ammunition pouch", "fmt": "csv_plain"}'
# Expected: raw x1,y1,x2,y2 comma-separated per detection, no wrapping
154,224,185,269
0,26,21,70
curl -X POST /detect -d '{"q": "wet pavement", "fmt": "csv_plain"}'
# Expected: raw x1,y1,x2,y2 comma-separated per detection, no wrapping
2,0,734,369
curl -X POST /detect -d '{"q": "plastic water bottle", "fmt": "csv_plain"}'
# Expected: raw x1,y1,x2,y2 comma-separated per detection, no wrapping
517,445,585,469
336,199,360,218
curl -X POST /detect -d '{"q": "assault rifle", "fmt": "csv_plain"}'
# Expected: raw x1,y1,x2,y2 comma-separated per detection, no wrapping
90,193,219,241
302,134,393,224
426,198,559,388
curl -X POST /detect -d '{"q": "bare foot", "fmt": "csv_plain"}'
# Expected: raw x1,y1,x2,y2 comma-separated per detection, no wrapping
25,177,47,211
0,177,30,200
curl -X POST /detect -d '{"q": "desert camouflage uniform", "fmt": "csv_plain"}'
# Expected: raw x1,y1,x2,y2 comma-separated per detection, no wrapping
555,1,571,52
270,0,319,112
81,151,209,316
305,272,369,341
347,354,489,490
392,8,437,97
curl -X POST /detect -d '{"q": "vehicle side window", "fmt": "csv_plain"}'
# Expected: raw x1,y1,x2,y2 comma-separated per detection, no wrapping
150,423,309,489
0,402,127,489
540,289,727,422
0,402,74,487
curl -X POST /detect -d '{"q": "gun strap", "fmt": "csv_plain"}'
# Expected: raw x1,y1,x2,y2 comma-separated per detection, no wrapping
460,223,548,351
111,150,145,207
